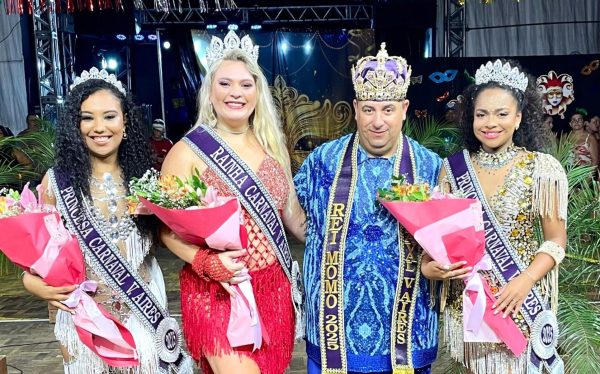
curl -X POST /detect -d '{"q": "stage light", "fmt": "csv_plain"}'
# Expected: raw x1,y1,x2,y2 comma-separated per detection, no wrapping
227,24,239,31
107,58,118,70
206,24,217,30
163,41,171,50
116,34,126,41
281,41,289,53
251,24,262,30
134,34,145,41
101,58,107,69
148,34,157,41
304,41,312,54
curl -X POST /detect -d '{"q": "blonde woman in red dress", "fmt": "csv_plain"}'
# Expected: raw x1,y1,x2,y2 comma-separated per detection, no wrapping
160,31,305,374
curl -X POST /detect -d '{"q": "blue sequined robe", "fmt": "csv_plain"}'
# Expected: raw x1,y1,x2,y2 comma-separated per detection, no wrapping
294,133,442,372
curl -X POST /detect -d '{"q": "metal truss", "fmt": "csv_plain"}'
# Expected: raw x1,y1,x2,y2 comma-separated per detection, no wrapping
137,5,373,27
32,0,75,119
442,0,465,57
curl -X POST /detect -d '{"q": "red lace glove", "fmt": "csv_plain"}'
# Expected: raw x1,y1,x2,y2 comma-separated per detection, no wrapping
191,248,234,282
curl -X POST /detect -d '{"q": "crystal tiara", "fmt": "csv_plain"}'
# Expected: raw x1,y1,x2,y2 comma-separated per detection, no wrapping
475,59,528,92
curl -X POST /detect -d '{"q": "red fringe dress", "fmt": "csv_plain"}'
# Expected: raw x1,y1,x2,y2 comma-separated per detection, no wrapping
180,155,295,374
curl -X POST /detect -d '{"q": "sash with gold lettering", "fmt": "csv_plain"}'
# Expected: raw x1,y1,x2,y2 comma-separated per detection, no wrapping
50,169,190,373
319,133,421,373
183,125,304,338
445,151,564,374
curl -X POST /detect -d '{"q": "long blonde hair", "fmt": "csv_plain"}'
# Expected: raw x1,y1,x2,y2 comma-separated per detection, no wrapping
195,49,294,189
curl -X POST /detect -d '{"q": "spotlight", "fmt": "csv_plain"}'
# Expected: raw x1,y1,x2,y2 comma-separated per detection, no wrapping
148,34,157,41
206,24,217,30
227,24,239,31
116,34,126,41
101,58,107,69
250,24,262,30
304,41,312,54
107,58,118,70
163,41,171,50
134,34,145,41
281,41,289,53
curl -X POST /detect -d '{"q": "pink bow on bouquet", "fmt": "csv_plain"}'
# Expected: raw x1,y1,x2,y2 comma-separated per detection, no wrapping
0,184,139,366
62,281,138,367
137,196,268,349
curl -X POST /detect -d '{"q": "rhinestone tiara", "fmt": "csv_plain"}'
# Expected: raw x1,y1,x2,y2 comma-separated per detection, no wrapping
205,30,259,68
70,67,126,95
351,43,412,101
475,59,528,92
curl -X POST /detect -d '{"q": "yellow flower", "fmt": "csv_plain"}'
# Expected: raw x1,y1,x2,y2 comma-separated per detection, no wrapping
159,175,178,192
524,176,533,185
0,197,5,214
517,213,526,221
511,228,520,237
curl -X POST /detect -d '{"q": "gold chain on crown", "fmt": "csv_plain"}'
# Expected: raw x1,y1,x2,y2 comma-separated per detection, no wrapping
205,30,259,67
70,67,126,95
351,42,412,101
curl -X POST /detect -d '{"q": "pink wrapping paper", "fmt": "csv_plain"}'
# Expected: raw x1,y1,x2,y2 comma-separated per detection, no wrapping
137,196,268,348
0,186,139,366
380,195,527,355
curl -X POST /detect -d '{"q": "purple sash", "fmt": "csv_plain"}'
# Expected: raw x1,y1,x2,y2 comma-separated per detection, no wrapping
50,169,188,373
184,126,303,335
445,151,563,374
319,133,421,372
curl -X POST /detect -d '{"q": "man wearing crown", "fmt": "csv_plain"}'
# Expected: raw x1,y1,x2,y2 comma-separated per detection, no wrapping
294,43,442,373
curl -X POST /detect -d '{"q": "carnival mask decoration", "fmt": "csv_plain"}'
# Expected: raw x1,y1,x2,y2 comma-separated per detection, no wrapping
536,71,574,119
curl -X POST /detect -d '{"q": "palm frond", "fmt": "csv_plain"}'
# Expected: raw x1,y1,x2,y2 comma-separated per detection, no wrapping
557,293,600,373
403,116,461,158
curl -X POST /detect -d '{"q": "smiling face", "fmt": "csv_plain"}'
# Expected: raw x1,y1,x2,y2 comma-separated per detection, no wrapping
472,87,522,153
353,99,409,157
79,89,126,162
209,60,257,129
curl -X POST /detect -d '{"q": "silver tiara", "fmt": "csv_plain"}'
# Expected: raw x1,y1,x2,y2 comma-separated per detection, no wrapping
70,67,126,95
475,59,528,92
205,30,259,68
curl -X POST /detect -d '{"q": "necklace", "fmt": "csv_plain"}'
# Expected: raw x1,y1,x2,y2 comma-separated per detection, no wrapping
474,143,520,170
216,124,250,135
88,172,135,243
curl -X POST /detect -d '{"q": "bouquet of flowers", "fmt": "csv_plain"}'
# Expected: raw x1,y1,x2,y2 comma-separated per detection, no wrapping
378,176,527,356
0,184,139,366
129,169,265,350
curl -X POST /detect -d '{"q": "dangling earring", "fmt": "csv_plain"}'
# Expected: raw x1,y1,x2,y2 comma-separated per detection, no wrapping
123,129,128,139
515,125,520,131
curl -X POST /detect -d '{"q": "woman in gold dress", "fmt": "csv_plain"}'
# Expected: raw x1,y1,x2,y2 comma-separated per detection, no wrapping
422,60,568,373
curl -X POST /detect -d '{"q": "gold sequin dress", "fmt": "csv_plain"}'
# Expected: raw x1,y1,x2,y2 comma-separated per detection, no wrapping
442,151,567,374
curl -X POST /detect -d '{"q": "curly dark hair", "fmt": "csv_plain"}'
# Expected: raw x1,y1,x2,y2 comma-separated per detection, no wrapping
55,79,155,236
457,59,547,153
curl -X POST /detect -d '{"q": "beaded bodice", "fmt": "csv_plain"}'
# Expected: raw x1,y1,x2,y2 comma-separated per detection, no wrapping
48,170,152,324
201,154,290,271
448,151,542,335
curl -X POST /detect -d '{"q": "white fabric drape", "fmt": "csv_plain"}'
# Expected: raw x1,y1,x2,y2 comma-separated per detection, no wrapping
437,0,600,57
0,13,28,134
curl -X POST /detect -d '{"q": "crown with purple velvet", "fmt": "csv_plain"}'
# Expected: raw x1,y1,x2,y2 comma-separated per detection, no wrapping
351,43,412,101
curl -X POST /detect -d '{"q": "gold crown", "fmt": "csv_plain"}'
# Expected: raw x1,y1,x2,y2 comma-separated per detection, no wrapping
206,30,259,67
351,43,412,101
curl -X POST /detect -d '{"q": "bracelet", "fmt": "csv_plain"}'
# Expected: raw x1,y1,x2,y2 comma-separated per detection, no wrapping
535,241,565,266
191,248,234,282
523,270,537,284
191,248,211,281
